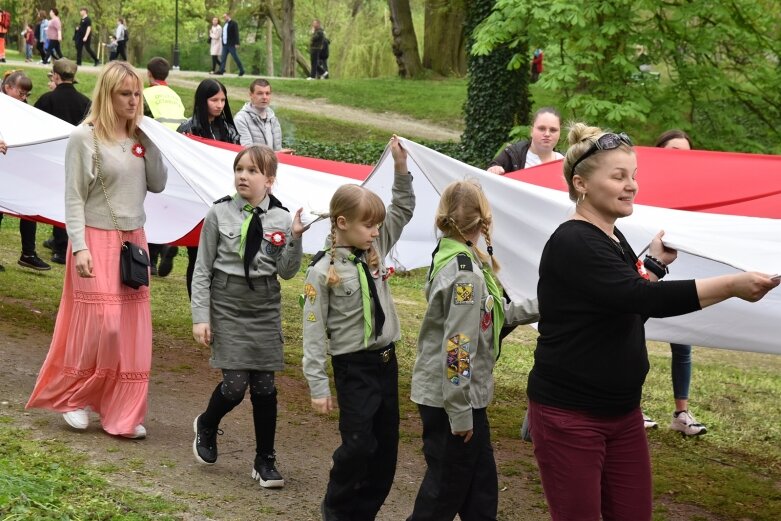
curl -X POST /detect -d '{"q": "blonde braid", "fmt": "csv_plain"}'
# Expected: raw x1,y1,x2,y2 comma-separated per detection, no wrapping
481,221,500,272
326,220,341,287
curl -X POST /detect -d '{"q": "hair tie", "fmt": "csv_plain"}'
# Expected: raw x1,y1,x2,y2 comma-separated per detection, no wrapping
465,240,473,247
487,245,494,256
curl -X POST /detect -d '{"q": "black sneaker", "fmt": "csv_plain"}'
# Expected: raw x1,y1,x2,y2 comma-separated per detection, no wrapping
43,238,55,251
19,254,52,271
157,246,178,277
192,414,222,465
251,453,285,488
51,252,67,265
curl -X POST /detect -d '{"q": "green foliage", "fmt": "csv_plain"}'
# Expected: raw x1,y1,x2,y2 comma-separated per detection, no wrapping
461,0,531,167
472,0,781,154
288,139,468,165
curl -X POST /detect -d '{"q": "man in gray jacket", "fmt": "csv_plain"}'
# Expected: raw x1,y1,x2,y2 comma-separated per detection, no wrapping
234,79,293,153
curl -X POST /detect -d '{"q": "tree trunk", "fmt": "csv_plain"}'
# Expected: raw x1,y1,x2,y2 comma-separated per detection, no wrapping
387,0,424,78
280,0,296,77
266,18,274,76
423,0,466,76
266,6,312,77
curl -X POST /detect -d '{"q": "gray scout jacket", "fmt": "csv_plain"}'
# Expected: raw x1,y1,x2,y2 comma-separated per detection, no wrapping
302,173,415,399
410,254,539,433
191,193,303,325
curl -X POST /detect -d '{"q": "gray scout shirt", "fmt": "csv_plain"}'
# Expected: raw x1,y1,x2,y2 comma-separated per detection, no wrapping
410,254,539,432
191,193,303,325
302,173,415,399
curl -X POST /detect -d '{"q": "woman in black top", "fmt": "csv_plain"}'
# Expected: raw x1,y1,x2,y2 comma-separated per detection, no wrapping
177,79,241,298
527,123,778,521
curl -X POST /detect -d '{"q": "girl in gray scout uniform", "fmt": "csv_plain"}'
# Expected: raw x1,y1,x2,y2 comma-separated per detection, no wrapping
302,136,413,520
407,180,539,521
191,145,307,488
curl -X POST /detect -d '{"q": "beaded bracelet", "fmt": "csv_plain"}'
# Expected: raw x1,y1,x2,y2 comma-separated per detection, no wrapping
644,255,668,279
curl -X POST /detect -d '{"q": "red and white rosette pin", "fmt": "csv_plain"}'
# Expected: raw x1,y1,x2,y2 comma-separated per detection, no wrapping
131,143,146,158
269,231,286,246
636,259,650,280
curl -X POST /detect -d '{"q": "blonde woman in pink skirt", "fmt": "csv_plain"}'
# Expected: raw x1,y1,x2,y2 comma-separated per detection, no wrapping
27,61,167,439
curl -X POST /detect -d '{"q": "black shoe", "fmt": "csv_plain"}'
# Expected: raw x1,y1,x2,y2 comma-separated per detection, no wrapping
19,254,52,271
192,414,221,465
157,246,178,277
51,252,67,265
43,238,55,251
238,71,245,77
94,60,100,66
0,263,5,272
213,71,224,75
251,453,285,488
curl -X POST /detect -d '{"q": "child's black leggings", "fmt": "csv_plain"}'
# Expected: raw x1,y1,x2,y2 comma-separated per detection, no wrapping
200,370,278,458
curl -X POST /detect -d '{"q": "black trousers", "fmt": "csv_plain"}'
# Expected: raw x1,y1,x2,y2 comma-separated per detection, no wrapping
407,406,498,521
45,40,62,63
309,50,321,78
52,226,68,255
116,40,127,61
324,345,399,520
0,214,37,256
37,41,46,61
211,54,221,72
76,37,98,64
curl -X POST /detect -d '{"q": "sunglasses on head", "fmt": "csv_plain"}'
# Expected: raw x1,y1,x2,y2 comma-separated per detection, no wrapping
570,132,633,174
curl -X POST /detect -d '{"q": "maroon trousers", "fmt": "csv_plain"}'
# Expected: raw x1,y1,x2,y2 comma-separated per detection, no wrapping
528,400,652,521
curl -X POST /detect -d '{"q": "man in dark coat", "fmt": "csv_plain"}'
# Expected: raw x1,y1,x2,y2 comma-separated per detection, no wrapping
74,7,99,66
215,13,244,76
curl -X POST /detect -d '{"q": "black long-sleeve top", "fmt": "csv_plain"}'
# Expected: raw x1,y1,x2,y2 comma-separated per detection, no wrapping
527,220,701,415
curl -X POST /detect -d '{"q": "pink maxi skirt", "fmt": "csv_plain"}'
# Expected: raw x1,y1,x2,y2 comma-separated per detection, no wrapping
27,227,152,437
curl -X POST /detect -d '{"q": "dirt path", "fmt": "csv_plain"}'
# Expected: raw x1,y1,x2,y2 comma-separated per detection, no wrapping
166,74,461,142
0,311,548,521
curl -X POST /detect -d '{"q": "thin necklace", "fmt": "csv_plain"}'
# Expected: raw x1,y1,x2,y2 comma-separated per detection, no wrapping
574,213,624,254
118,138,131,152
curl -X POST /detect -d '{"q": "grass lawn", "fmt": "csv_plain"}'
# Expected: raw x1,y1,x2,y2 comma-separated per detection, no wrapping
218,76,468,129
0,219,779,520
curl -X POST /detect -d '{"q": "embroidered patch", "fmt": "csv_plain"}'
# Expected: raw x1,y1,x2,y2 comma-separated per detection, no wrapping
454,283,474,305
446,334,471,385
481,310,492,332
307,312,317,322
304,283,317,304
265,243,283,256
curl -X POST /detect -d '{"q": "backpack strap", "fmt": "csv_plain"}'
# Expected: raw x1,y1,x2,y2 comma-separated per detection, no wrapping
309,250,327,268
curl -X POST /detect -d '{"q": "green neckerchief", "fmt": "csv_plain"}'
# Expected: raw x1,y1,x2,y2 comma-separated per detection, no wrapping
348,250,375,347
429,237,505,355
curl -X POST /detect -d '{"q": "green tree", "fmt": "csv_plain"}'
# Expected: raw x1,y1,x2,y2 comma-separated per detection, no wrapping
461,0,530,167
472,0,781,153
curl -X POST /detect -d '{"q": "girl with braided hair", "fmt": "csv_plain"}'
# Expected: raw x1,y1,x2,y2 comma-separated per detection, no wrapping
302,135,413,521
407,179,538,521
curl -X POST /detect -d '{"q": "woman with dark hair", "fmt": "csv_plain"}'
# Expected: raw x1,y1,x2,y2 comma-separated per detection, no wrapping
641,129,706,435
177,78,240,297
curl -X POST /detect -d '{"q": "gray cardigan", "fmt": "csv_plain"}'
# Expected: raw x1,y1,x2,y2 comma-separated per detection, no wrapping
64,124,167,252
234,103,283,150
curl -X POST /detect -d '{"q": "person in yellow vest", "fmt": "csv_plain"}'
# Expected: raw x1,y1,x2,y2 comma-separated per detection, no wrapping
143,57,186,131
143,57,185,276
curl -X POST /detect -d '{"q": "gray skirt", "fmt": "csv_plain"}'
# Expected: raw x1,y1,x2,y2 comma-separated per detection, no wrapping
209,271,284,371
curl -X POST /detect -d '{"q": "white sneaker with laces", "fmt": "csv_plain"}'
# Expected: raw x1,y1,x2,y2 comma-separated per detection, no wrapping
642,413,658,429
63,409,89,430
670,410,707,436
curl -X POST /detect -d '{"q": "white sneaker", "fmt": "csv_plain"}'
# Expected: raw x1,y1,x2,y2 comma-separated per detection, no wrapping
670,410,707,436
643,412,658,429
121,425,147,439
321,71,329,78
63,409,89,430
